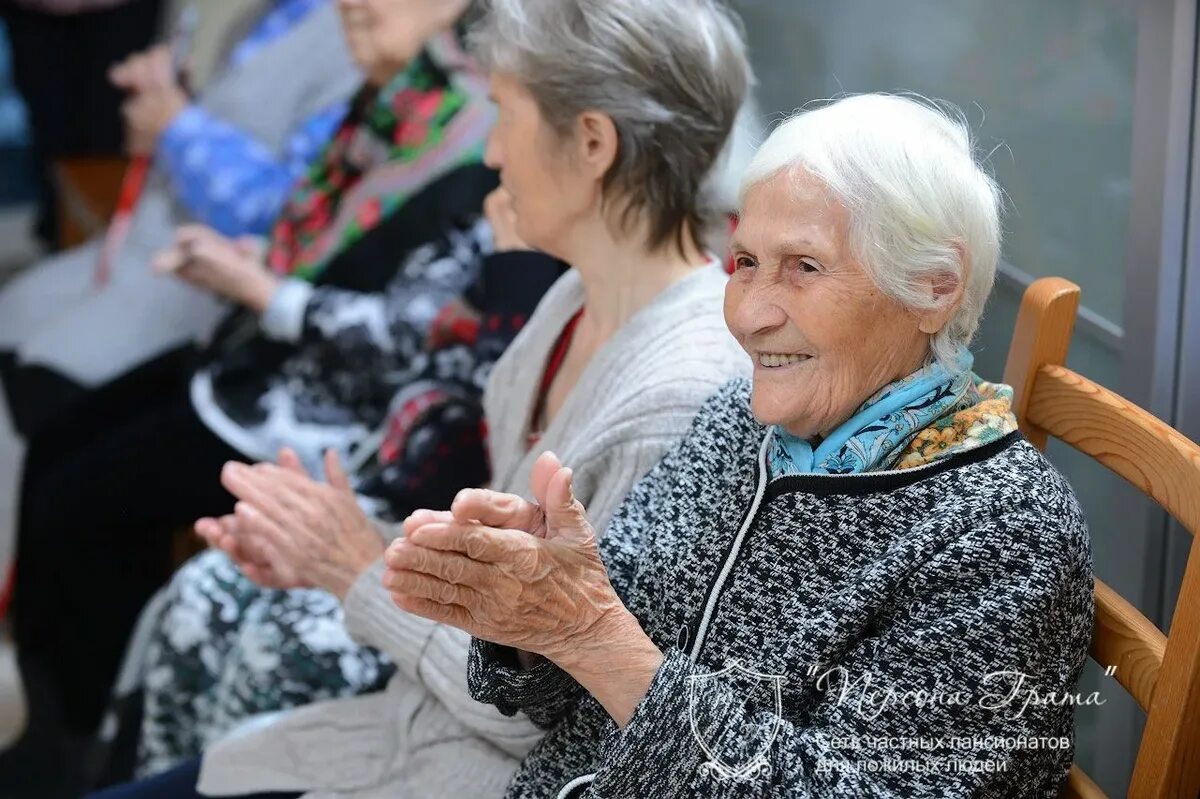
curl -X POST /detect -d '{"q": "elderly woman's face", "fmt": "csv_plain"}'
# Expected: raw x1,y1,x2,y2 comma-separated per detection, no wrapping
484,73,603,261
725,169,931,439
337,0,468,85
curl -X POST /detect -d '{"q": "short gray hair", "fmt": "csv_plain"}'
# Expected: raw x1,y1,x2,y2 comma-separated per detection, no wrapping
470,0,751,252
741,94,1002,366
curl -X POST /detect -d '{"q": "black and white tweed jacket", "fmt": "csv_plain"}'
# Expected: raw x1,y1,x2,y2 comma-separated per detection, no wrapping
470,379,1094,798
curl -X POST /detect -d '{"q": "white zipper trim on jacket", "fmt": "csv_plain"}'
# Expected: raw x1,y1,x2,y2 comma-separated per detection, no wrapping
556,773,596,798
549,427,1019,796
688,429,772,663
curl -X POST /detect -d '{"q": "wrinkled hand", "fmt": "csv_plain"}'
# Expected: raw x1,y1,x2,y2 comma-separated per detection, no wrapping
484,187,530,253
199,449,385,598
194,448,313,590
120,87,186,155
153,225,279,311
194,510,302,590
110,45,176,93
111,45,187,155
383,452,631,670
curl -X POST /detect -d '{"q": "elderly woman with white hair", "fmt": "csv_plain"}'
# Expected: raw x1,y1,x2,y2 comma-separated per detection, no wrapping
384,94,1095,798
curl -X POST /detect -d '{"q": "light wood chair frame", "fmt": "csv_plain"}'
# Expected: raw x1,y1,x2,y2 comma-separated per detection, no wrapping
1001,277,1200,798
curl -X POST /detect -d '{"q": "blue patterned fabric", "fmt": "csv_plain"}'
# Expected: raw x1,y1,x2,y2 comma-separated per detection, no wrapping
156,0,347,236
226,0,326,67
767,345,976,476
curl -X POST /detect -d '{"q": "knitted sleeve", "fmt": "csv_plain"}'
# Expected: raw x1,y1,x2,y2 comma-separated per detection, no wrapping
582,501,1093,798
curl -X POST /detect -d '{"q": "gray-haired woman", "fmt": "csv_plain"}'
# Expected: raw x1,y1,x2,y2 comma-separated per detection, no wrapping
384,95,1094,798
92,0,755,797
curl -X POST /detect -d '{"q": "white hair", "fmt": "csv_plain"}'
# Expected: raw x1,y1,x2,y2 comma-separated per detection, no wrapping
697,94,765,253
704,94,766,214
740,94,1002,366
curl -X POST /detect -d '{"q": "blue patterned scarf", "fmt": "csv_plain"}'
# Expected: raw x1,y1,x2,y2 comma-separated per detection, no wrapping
767,346,977,476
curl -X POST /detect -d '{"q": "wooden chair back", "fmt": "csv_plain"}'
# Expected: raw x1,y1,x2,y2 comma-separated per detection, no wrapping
53,157,129,248
1001,277,1200,798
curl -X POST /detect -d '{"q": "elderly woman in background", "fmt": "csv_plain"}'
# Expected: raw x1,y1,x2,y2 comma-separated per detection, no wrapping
385,94,1095,799
0,0,358,430
91,1,754,797
11,0,494,761
0,9,357,723
122,186,565,780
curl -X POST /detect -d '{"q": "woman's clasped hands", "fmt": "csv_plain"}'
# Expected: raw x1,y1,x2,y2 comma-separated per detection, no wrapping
384,452,665,726
383,452,634,670
152,225,279,312
195,448,386,599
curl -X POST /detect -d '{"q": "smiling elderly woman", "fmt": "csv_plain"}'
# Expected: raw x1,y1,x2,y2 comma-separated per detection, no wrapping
386,95,1094,799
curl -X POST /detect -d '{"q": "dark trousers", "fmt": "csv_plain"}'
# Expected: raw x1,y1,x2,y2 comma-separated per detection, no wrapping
1,0,164,246
11,345,247,734
88,757,303,799
0,349,88,438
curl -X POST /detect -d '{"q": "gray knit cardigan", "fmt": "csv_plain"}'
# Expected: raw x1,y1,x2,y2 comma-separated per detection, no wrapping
470,379,1095,799
198,264,753,798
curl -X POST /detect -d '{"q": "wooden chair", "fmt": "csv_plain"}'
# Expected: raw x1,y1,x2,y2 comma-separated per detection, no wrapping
53,156,130,249
1001,277,1200,798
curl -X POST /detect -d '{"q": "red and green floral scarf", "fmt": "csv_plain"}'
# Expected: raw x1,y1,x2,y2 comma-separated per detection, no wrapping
265,33,493,281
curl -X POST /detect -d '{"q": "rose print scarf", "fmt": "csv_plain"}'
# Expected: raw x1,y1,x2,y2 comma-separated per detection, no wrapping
264,32,493,281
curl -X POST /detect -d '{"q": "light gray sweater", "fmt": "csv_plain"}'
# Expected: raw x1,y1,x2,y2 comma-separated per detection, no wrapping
198,263,752,797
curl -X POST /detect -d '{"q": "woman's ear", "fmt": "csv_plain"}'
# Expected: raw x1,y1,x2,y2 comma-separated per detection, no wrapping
575,111,620,183
917,246,968,335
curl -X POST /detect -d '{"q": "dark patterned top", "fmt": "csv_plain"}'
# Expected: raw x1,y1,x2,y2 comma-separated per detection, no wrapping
354,248,565,520
470,379,1094,799
192,180,564,506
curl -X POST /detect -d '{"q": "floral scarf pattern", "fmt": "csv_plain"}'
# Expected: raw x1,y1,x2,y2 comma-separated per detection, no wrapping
893,380,1018,470
767,346,1018,477
265,33,492,280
